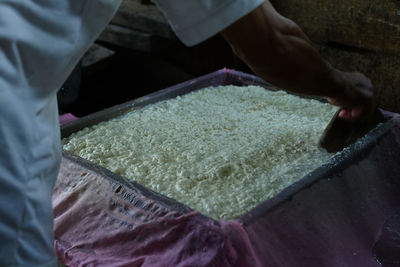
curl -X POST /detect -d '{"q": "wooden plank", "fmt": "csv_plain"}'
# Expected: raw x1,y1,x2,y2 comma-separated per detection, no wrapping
271,0,400,55
82,44,115,67
98,24,174,53
111,0,173,39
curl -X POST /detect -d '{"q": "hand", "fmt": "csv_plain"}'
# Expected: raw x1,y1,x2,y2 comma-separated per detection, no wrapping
328,72,375,122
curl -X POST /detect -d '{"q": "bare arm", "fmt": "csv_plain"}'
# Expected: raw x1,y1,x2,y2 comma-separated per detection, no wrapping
222,1,374,121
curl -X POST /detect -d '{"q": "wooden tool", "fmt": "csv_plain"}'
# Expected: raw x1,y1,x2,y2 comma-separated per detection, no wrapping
319,109,384,153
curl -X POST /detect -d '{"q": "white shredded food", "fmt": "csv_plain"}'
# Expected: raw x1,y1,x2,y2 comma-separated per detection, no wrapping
63,85,337,220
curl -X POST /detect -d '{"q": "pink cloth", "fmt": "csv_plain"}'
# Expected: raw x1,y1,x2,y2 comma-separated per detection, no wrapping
59,113,78,125
53,156,261,267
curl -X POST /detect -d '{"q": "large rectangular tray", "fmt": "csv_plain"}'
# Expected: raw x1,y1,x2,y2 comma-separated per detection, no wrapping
61,68,396,221
59,69,400,266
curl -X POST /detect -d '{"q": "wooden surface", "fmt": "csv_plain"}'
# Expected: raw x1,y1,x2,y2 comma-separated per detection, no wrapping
271,0,400,55
110,0,400,55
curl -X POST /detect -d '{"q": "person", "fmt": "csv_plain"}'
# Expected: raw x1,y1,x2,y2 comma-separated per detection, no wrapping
0,0,373,266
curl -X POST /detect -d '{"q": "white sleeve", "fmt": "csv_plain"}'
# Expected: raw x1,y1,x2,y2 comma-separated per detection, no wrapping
0,0,121,265
153,0,264,46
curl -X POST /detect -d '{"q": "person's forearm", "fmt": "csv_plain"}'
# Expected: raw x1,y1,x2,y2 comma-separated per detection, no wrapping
222,1,345,99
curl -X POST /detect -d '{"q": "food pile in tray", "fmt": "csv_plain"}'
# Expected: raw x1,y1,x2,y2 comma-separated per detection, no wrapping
62,84,337,220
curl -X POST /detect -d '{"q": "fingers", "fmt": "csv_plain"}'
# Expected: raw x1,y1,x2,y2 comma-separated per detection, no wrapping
337,106,367,122
327,71,375,122
338,109,352,120
329,99,374,122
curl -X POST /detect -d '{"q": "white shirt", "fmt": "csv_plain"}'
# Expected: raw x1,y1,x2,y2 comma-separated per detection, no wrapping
0,1,121,265
154,0,264,46
0,0,262,265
